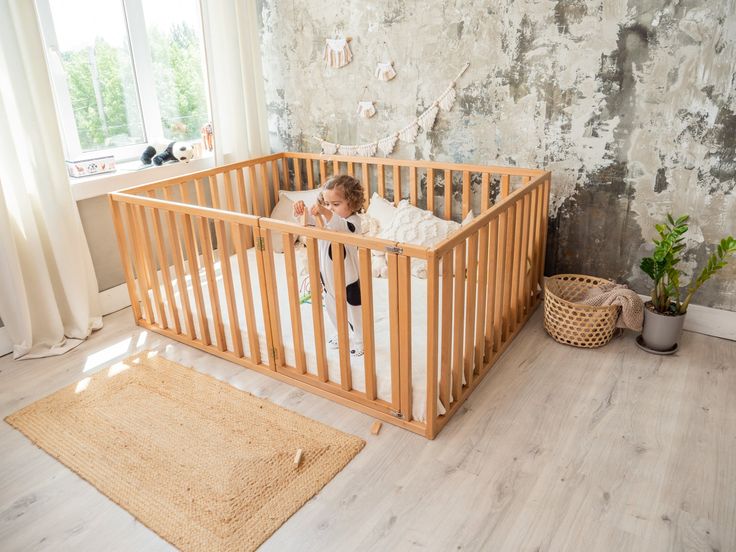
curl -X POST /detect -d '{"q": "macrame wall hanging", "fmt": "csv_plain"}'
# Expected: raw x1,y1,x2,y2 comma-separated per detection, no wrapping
315,62,469,158
323,37,352,68
375,61,397,81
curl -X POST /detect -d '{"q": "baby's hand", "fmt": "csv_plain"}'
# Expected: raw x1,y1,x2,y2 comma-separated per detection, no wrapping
293,200,306,217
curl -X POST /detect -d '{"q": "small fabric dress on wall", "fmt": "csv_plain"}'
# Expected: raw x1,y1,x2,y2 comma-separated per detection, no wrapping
323,38,352,68
374,61,397,81
356,101,376,118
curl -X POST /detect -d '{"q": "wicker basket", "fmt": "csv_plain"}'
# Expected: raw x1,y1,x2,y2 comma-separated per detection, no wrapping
543,274,620,348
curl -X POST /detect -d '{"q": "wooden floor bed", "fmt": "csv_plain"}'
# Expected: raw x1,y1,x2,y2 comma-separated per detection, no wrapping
109,152,550,439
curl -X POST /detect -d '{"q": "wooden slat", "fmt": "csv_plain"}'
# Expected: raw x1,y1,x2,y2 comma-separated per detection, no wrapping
474,223,489,371
208,175,220,209
358,248,376,400
294,158,302,190
518,193,532,322
377,164,385,198
538,176,551,295
223,171,235,212
282,233,307,373
215,219,243,356
501,174,510,198
109,198,142,321
398,255,412,420
425,253,439,433
464,230,478,382
525,186,539,312
427,168,435,213
261,230,284,366
509,198,524,333
530,183,544,310
439,250,452,409
146,191,180,334
260,164,270,214
444,169,452,220
387,252,401,412
271,159,280,212
319,159,326,182
332,159,339,175
481,172,490,211
281,157,290,191
483,218,499,362
235,169,254,248
501,205,516,342
332,239,352,390
393,165,401,206
462,171,471,218
451,242,465,402
347,161,354,177
306,237,328,381
194,177,207,208
409,166,417,206
492,213,505,353
180,212,210,345
195,214,226,351
135,205,168,329
307,160,315,189
248,165,260,216
361,163,369,204
231,223,260,364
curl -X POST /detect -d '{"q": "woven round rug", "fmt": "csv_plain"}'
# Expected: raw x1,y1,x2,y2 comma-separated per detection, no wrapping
5,351,365,551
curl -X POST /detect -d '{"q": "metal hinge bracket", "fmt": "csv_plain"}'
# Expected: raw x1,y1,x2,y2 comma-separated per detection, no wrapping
385,245,403,255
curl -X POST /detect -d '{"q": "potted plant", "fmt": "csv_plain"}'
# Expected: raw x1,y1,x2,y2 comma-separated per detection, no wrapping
638,214,736,354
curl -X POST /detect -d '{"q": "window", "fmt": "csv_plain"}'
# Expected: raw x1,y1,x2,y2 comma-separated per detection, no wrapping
37,0,211,163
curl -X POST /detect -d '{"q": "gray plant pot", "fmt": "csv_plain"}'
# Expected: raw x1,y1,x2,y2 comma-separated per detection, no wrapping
639,303,686,353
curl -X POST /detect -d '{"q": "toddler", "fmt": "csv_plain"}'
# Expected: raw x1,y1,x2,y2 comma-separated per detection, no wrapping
293,175,365,356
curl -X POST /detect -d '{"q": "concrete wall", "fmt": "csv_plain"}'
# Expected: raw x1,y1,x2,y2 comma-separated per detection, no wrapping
259,0,736,310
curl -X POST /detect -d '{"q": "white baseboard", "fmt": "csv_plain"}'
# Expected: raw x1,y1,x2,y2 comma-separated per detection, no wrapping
638,295,736,342
0,327,12,357
100,283,132,315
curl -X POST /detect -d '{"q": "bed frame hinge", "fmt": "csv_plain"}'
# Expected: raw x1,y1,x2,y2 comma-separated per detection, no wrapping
390,410,404,419
256,237,266,251
385,245,403,255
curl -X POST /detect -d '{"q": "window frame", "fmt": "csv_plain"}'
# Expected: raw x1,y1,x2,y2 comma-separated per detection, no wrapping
36,0,208,164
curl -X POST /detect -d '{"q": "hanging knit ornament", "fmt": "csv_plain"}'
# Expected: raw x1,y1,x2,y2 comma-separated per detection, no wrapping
319,139,339,155
323,38,352,68
438,85,457,111
374,61,397,81
417,103,440,131
398,121,419,143
377,134,398,156
338,144,357,156
356,101,377,119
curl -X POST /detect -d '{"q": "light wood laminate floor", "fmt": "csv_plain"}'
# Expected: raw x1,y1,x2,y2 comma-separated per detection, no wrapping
1,307,734,551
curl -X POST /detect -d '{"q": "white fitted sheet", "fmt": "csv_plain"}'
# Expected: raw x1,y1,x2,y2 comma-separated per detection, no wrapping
150,248,445,422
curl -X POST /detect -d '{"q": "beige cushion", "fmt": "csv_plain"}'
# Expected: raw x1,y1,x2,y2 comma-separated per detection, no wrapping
365,192,397,232
269,189,321,252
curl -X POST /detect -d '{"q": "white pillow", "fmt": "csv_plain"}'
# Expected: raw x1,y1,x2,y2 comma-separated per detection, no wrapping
365,192,398,232
269,189,321,253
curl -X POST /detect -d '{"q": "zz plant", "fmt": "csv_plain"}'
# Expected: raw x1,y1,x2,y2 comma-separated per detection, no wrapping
640,214,736,315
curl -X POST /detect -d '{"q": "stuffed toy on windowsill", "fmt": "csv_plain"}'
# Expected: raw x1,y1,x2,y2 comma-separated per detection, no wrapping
140,140,194,166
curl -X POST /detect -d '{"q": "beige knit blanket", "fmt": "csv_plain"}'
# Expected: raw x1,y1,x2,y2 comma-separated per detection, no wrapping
581,283,644,331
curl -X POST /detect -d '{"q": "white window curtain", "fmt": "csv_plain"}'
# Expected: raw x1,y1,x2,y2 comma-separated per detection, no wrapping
0,1,102,359
201,0,271,165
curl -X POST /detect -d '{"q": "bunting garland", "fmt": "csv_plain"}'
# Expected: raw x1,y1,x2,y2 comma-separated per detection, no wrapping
314,62,469,158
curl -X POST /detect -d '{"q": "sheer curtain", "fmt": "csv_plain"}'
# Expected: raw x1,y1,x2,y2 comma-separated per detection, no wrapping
201,0,271,164
0,1,102,359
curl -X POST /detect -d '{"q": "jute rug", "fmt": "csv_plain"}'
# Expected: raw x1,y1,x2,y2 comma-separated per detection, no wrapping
5,351,364,551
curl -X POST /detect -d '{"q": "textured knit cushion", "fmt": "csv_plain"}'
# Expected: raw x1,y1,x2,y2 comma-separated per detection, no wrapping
269,189,321,252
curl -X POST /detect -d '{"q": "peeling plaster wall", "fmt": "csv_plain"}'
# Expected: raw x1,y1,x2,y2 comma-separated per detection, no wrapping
259,0,736,311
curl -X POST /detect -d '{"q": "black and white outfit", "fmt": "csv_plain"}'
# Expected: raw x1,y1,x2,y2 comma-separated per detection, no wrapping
319,213,363,355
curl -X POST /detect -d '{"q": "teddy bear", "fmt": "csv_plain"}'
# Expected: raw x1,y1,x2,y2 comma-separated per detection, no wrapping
140,140,194,166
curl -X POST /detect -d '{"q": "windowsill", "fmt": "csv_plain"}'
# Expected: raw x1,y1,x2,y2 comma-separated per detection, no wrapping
71,153,216,202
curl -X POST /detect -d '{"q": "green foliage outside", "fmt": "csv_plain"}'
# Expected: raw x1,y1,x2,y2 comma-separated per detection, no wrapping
61,22,208,152
640,214,736,314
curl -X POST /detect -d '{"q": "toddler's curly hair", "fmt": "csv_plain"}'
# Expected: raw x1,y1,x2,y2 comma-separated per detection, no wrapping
321,174,365,213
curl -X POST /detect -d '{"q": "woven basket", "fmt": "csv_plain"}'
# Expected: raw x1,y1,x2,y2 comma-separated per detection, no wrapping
543,274,620,348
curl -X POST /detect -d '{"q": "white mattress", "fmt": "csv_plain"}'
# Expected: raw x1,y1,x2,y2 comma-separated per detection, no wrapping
150,248,446,422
